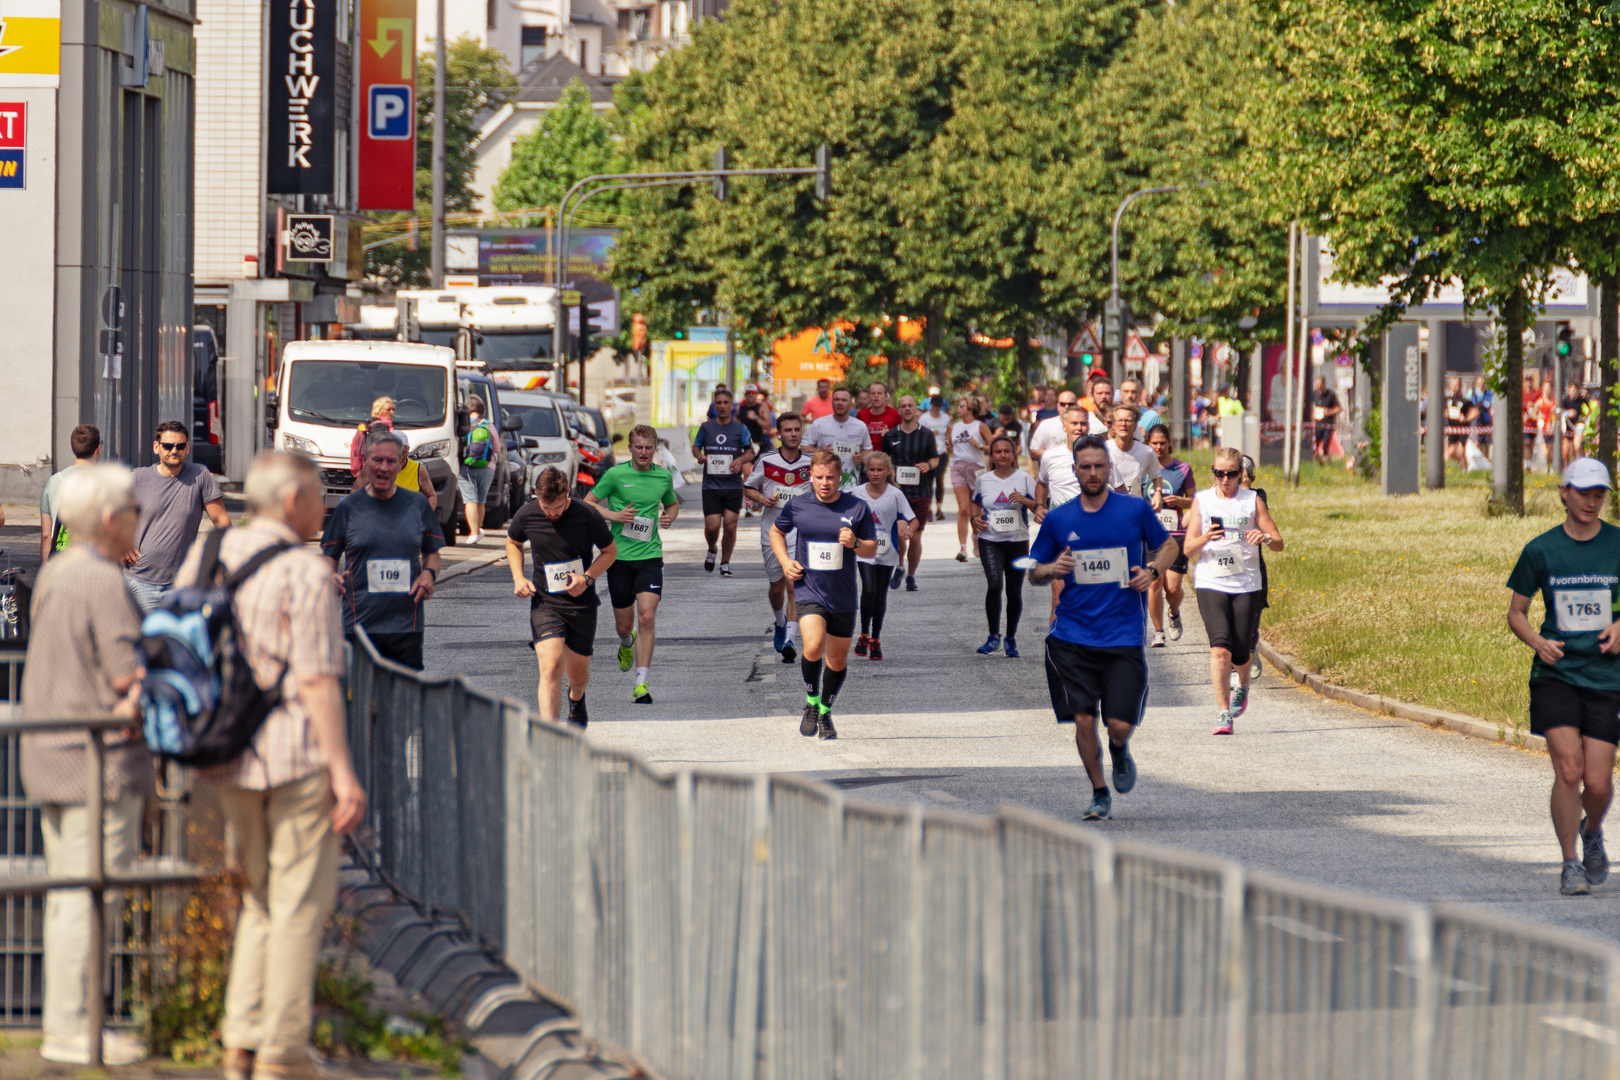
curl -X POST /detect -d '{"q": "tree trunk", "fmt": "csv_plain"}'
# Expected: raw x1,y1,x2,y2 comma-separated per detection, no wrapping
1500,283,1527,515
1600,273,1619,516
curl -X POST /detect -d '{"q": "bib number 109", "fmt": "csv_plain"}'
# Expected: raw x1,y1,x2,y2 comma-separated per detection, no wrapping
1556,588,1611,633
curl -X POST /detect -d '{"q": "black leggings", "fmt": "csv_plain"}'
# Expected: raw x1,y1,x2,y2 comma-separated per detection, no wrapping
858,563,895,637
979,539,1028,637
1196,588,1265,667
933,453,949,502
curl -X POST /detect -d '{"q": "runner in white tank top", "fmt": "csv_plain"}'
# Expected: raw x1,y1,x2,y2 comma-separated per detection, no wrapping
949,397,993,562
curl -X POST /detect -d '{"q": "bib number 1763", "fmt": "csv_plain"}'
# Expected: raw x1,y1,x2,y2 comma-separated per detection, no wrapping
1556,588,1611,634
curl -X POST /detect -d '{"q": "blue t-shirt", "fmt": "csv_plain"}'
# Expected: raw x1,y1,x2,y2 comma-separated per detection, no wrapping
1138,407,1162,434
773,490,877,613
320,487,446,634
1029,490,1170,649
693,420,752,491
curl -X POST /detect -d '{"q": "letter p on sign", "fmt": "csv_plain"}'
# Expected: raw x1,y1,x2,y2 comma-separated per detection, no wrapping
368,84,411,139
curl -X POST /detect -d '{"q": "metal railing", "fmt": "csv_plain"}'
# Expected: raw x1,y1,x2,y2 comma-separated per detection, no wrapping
345,631,1620,1080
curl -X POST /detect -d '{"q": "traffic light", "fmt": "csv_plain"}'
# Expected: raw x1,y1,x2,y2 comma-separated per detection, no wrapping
713,146,728,201
815,143,831,201
578,306,600,358
1080,352,1097,370
1557,323,1574,358
1102,297,1129,353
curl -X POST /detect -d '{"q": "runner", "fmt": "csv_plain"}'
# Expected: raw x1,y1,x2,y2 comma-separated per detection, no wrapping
802,378,836,421
970,435,1039,657
1034,406,1091,624
744,412,814,664
692,387,755,576
881,395,941,590
1446,376,1471,465
853,452,916,660
1240,455,1270,678
738,386,776,518
1118,379,1159,441
1146,423,1196,647
506,466,618,727
855,381,903,459
584,425,680,705
1028,435,1175,820
920,395,954,519
1029,389,1080,473
1506,458,1620,896
770,450,878,739
1081,378,1114,435
803,386,872,490
1182,447,1285,735
950,397,993,562
1106,405,1160,497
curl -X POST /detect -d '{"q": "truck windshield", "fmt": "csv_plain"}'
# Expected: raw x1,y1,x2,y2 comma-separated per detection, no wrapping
476,330,554,365
285,360,448,428
419,328,458,348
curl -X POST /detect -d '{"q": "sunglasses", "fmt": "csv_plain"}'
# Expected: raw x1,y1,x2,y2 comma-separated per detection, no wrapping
159,441,188,451
1212,468,1242,479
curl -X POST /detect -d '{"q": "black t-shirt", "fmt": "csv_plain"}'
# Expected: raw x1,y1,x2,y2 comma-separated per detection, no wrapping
881,426,939,499
739,401,771,449
1563,394,1586,432
1446,394,1471,424
996,417,1024,443
507,498,615,610
1312,389,1339,426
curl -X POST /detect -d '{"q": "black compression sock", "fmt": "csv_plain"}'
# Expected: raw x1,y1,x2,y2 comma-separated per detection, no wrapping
1094,786,1109,799
820,665,848,708
801,656,823,697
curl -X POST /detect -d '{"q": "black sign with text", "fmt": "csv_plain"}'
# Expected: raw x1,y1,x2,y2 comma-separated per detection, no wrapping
266,0,336,194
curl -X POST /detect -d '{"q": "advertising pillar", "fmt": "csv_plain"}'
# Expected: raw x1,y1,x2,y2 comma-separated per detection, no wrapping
1382,322,1420,495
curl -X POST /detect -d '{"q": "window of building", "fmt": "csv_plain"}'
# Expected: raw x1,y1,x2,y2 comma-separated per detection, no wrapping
520,25,546,69
487,0,496,30
578,40,587,69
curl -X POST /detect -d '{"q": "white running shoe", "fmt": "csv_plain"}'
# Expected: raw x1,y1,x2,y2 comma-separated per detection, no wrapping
1151,630,1166,648
1168,611,1183,641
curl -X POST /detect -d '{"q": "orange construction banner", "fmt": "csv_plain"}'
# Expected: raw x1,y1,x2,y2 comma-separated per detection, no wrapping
772,327,850,381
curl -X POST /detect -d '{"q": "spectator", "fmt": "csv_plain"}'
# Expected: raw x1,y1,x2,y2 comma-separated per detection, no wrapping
21,462,151,1066
349,396,395,478
125,420,231,613
179,451,366,1080
39,424,102,562
1217,383,1246,418
459,395,497,544
802,378,835,421
1469,375,1494,452
1446,375,1471,464
1310,375,1342,464
321,430,444,670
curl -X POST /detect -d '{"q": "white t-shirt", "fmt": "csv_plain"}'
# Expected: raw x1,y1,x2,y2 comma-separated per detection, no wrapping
804,415,872,489
1107,439,1160,498
1037,445,1081,507
1193,486,1263,593
920,410,952,455
950,420,987,467
854,483,916,567
974,469,1037,543
1028,416,1067,458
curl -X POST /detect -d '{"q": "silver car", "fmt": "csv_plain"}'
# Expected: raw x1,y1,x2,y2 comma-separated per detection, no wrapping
498,390,578,501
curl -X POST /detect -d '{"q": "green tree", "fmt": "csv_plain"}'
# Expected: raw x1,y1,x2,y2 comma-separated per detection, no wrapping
493,79,634,222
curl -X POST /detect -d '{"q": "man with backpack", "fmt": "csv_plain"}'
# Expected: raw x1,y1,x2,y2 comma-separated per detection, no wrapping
459,394,497,544
174,450,366,1080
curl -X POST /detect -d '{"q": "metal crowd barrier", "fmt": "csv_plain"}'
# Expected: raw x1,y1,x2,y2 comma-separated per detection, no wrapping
346,631,1620,1080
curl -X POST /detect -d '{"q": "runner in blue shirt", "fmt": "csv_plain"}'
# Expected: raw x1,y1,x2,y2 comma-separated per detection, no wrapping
771,449,877,740
1028,435,1176,821
692,387,755,576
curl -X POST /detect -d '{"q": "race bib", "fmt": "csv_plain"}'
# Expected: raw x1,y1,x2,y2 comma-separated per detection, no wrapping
1157,509,1179,531
805,540,844,571
1313,406,1326,421
543,558,584,593
874,531,891,557
1556,588,1611,633
988,507,1020,533
623,515,654,543
832,441,857,459
706,453,733,476
1071,546,1128,587
367,558,411,593
1206,549,1244,578
896,466,921,486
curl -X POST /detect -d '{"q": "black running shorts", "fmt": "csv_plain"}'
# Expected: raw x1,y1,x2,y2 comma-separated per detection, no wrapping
1044,637,1148,726
531,603,597,656
606,557,664,609
1529,676,1620,745
797,600,856,640
702,489,744,516
1195,588,1264,667
1166,536,1189,576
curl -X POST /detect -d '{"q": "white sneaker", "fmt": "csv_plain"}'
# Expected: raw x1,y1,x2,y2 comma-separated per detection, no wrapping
1168,611,1183,641
40,1029,148,1066
470,529,483,544
1151,630,1166,648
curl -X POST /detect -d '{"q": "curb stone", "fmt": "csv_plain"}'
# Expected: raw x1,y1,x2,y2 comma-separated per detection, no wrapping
1256,638,1543,754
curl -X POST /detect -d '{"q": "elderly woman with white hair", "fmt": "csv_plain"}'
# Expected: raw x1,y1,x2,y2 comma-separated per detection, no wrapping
20,462,153,1066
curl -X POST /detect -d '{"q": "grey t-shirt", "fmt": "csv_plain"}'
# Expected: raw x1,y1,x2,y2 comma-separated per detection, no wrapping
129,462,224,585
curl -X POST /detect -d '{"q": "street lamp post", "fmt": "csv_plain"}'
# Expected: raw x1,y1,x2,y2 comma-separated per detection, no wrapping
1108,185,1182,382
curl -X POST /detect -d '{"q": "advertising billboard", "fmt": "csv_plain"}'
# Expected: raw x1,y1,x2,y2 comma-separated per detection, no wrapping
357,0,414,209
267,0,337,195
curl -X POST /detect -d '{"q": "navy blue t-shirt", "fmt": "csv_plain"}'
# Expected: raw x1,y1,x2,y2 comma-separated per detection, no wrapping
1029,490,1170,649
773,491,876,613
321,487,446,634
693,420,752,491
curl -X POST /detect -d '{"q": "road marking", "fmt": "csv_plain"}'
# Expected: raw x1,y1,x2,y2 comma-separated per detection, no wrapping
924,789,961,803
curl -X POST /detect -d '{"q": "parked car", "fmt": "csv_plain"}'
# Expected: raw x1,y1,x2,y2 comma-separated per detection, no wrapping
191,326,223,473
563,403,620,494
605,386,636,424
498,389,578,506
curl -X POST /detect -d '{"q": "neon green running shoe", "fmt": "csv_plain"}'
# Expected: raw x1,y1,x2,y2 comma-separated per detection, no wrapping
633,682,653,705
617,633,635,672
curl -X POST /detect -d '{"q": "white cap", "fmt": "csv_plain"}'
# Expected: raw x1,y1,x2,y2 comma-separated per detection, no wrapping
1562,457,1613,490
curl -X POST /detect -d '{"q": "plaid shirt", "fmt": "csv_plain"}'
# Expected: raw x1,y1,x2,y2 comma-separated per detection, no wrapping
176,517,346,790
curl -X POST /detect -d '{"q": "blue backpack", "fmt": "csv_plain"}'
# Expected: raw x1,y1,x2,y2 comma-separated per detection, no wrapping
139,530,294,766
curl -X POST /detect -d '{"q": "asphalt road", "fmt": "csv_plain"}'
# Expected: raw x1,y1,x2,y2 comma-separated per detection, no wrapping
423,483,1620,943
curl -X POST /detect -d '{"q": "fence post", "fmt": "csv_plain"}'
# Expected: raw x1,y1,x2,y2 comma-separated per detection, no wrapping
1407,908,1436,1080
1221,863,1247,1080
1090,836,1117,1080
675,769,694,1075
571,735,595,1022
980,819,1006,1080
86,727,106,1069
904,804,925,1080
732,774,770,1080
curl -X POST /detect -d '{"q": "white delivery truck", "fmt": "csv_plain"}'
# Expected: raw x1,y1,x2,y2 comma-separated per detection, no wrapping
459,286,559,391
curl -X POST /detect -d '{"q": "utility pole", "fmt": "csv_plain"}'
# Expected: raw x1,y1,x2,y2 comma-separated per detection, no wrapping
429,0,446,289
1108,186,1182,383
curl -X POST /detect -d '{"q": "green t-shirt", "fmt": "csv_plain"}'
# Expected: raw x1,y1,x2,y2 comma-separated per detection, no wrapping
39,465,75,553
1506,520,1620,690
592,461,679,561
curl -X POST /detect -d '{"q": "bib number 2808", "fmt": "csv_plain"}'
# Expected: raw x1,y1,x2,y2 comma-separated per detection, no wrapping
1556,588,1612,634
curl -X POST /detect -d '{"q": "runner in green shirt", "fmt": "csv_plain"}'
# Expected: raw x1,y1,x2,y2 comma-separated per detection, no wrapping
1506,457,1620,896
585,425,681,704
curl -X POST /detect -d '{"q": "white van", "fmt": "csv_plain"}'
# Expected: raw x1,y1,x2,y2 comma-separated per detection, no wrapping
267,339,464,543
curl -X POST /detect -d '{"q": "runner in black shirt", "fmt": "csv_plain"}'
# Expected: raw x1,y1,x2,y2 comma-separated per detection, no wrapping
881,394,941,590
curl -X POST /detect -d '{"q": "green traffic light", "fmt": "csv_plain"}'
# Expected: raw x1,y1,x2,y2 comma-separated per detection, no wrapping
1081,353,1095,366
1558,340,1572,357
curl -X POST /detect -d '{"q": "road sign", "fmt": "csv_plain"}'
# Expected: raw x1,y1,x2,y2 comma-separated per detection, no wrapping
1124,329,1149,361
1068,323,1101,357
284,215,335,262
559,290,582,305
357,0,415,209
0,101,23,189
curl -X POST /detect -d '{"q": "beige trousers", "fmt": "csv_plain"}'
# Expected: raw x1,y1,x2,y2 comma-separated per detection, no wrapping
40,794,144,1044
216,770,338,1066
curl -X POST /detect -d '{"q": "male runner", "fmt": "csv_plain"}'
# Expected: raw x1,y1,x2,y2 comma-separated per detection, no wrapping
1029,435,1175,820
1145,423,1196,646
507,467,618,727
1082,378,1115,435
745,412,814,663
920,395,954,518
692,387,755,575
770,450,877,740
1119,379,1159,441
802,378,835,421
856,381,903,449
585,425,680,704
1106,405,1160,497
1027,389,1080,473
1310,375,1342,464
1034,406,1091,623
804,386,872,489
1507,457,1620,896
882,394,941,590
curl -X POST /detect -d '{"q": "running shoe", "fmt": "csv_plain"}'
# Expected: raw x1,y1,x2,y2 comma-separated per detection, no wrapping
1584,819,1609,886
1168,612,1183,641
868,639,883,661
889,571,902,590
800,701,820,736
773,624,787,653
1230,683,1250,718
1563,859,1592,896
617,634,635,672
1212,712,1234,736
568,696,588,729
633,683,653,705
1250,655,1263,680
956,550,968,563
781,641,797,664
1110,742,1137,794
704,551,716,572
817,711,838,740
1003,636,1019,658
977,634,1002,655
854,633,870,657
935,509,944,522
720,563,733,577
1151,630,1166,648
906,575,918,591
1082,791,1112,821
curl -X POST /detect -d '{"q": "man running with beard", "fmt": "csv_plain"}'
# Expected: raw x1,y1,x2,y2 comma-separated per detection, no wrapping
745,412,814,664
804,386,872,490
692,387,755,576
1146,423,1196,646
881,394,941,590
1028,436,1175,820
771,450,877,740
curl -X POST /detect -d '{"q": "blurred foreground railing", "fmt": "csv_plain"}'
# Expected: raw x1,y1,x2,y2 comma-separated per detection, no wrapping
346,631,1620,1080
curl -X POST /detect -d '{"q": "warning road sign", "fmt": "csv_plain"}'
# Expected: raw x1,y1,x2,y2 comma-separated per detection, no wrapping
1068,323,1101,357
1124,329,1149,361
